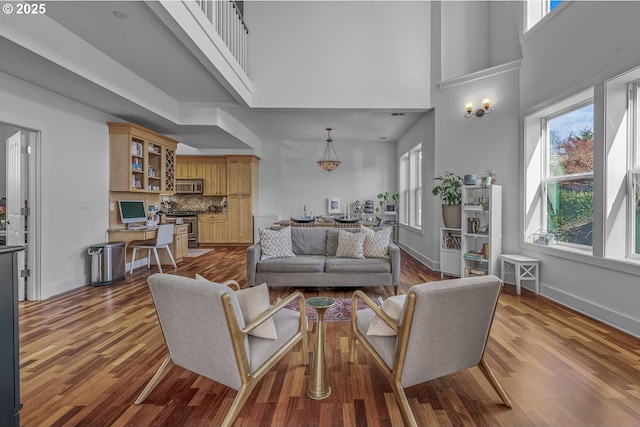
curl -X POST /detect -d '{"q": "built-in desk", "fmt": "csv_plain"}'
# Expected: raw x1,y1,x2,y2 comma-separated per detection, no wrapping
108,224,188,269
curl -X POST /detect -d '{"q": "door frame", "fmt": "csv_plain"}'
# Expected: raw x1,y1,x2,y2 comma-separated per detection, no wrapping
3,122,40,300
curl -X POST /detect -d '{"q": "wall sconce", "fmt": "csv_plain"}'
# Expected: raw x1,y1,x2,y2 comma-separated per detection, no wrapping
465,98,492,118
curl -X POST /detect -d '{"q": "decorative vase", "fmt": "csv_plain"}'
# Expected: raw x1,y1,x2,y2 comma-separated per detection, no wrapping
442,204,461,228
386,205,395,212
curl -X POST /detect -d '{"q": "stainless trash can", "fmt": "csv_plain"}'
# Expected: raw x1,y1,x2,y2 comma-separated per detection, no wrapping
88,242,125,286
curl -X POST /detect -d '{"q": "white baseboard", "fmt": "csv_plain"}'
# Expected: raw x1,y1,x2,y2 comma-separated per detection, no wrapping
541,283,640,339
396,242,438,272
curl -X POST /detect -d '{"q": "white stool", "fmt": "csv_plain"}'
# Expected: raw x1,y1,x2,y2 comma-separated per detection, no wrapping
500,254,539,295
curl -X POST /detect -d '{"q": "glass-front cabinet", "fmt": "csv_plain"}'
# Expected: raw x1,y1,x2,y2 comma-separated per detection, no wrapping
109,122,178,193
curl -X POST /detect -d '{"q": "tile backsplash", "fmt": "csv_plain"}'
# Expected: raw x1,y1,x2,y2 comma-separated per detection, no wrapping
161,195,226,212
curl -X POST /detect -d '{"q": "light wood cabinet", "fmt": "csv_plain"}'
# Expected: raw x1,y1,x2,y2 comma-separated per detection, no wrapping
227,195,252,243
203,161,227,196
176,162,203,179
198,214,228,244
173,225,189,260
108,122,178,193
227,157,255,195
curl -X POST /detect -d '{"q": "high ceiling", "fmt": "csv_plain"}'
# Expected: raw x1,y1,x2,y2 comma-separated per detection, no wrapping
0,1,425,149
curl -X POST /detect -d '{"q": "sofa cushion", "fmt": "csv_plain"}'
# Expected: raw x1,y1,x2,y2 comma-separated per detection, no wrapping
291,227,327,255
259,226,295,260
336,230,366,258
325,257,391,273
257,255,326,273
326,227,360,256
362,227,391,258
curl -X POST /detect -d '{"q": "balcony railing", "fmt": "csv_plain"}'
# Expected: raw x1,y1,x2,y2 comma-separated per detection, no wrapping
195,0,248,74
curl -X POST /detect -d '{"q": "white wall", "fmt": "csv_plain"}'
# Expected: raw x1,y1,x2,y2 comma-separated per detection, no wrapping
257,138,397,220
0,71,113,299
519,1,640,337
246,1,431,109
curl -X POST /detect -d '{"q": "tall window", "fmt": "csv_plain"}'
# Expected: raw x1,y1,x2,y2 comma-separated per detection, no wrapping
631,82,640,258
525,0,563,32
399,143,422,228
544,103,594,247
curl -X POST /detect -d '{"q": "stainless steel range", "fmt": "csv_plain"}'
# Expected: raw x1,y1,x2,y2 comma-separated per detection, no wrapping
165,211,198,248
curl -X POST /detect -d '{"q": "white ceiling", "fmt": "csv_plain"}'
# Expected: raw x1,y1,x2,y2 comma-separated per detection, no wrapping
0,1,426,149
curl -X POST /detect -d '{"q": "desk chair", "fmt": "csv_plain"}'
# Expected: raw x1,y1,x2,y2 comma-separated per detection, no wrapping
129,224,176,274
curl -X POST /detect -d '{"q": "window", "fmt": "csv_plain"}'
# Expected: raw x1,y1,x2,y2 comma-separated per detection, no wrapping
399,144,422,228
631,82,640,258
544,103,594,247
525,0,563,33
524,89,594,251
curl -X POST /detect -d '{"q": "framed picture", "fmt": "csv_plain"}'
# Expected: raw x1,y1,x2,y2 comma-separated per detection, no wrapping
327,198,341,214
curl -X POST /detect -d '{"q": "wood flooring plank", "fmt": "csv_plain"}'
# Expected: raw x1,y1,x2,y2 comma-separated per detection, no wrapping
17,245,640,427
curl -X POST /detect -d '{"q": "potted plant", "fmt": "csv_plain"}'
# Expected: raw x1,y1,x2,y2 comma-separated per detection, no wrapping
377,192,399,212
432,172,463,228
483,167,496,185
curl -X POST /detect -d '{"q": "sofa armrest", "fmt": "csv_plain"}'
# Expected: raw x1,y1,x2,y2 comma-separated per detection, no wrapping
246,244,262,287
388,243,401,286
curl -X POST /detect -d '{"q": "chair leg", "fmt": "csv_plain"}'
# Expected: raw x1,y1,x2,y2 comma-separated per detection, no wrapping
134,356,174,404
152,248,163,274
220,383,258,427
130,248,137,275
390,379,418,427
301,327,309,365
349,332,357,364
478,357,512,408
146,249,151,269
164,246,177,270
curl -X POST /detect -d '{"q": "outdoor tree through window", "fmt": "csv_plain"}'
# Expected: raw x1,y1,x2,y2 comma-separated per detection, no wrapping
545,103,594,247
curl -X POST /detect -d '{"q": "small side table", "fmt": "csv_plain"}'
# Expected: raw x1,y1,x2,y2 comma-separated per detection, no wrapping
306,296,335,400
500,254,540,295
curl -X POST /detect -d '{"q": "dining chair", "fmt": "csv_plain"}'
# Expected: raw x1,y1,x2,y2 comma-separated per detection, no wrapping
290,218,315,227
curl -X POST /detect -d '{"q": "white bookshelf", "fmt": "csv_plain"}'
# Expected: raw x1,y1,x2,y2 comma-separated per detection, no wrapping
440,227,461,278
460,185,502,277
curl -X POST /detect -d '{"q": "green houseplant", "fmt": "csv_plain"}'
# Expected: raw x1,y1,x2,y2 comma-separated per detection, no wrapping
377,191,399,212
432,172,463,228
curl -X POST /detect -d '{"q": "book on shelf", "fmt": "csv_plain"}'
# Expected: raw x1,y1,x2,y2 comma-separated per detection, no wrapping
469,269,487,276
443,232,461,249
463,250,485,260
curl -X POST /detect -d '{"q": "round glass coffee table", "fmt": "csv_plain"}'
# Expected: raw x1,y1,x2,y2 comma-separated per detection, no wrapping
306,296,336,400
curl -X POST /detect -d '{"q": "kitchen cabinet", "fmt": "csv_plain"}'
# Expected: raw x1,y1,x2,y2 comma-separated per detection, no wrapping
203,161,227,196
108,122,178,193
199,214,228,244
227,156,257,195
176,162,203,179
227,196,252,243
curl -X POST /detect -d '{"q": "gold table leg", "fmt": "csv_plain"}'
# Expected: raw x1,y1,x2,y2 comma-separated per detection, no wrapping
307,297,335,400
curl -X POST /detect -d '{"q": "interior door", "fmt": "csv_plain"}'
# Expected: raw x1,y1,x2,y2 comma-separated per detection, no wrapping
6,131,27,301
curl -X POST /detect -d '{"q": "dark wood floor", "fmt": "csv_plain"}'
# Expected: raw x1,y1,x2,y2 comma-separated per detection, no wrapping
18,246,640,427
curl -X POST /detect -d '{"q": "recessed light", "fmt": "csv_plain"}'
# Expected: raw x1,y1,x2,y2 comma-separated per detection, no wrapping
380,137,387,140
113,10,127,19
391,112,405,117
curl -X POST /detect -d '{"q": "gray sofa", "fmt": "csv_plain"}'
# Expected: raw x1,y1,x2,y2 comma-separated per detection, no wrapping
246,227,400,293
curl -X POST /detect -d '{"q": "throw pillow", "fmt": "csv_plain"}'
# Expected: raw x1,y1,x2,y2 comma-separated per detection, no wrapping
235,283,278,340
194,275,277,340
366,295,406,336
362,226,391,258
335,230,366,259
259,226,296,260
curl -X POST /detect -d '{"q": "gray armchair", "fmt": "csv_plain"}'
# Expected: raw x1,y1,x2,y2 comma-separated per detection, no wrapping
349,275,512,427
135,273,308,427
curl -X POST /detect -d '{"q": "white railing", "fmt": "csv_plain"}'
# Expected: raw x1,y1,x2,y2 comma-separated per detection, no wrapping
195,0,248,74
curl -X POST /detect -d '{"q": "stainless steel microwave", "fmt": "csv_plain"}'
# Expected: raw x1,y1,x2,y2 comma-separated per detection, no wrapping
175,179,203,194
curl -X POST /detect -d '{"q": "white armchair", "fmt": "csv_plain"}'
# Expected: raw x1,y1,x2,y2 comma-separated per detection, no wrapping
135,274,308,427
349,275,512,427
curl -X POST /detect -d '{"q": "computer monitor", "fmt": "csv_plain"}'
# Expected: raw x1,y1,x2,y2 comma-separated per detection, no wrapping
118,200,147,228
